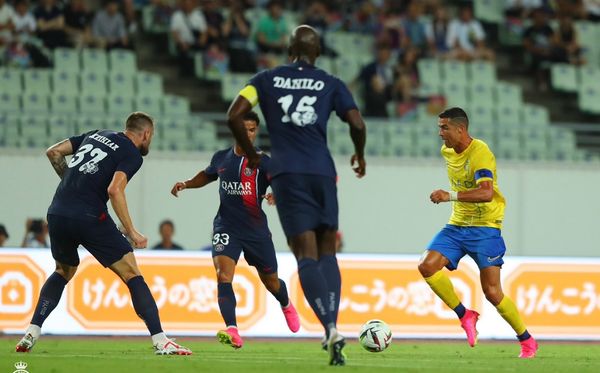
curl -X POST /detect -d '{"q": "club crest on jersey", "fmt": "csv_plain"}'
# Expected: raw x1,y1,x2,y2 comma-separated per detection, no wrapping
214,244,225,252
81,162,99,175
243,167,254,176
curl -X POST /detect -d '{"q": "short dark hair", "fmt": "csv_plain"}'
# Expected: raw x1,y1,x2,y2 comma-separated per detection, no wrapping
267,0,283,9
243,111,260,126
439,107,469,128
126,111,154,132
159,220,174,230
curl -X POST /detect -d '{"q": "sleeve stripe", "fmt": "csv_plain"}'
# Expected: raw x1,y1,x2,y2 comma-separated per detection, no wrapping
239,85,259,107
475,169,493,180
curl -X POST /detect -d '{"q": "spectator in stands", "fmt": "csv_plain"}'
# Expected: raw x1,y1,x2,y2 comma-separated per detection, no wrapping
402,2,428,57
201,0,224,50
34,0,70,49
10,0,50,67
303,1,335,56
64,0,94,48
148,0,174,32
255,0,288,54
345,0,378,34
426,6,450,57
0,224,8,247
358,41,395,117
505,0,545,18
92,0,130,50
0,0,15,46
446,5,494,61
396,45,419,106
555,13,585,65
523,8,566,91
223,0,256,72
152,220,184,250
170,0,208,75
21,218,49,248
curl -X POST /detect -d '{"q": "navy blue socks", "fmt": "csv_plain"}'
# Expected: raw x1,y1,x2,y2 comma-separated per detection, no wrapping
217,282,237,327
297,258,334,330
318,255,341,323
126,276,163,335
31,272,68,327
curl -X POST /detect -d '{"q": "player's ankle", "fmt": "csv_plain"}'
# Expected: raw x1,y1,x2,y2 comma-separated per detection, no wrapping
151,332,168,345
26,324,41,339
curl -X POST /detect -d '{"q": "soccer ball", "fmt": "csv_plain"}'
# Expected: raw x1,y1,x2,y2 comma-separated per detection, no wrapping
359,319,392,352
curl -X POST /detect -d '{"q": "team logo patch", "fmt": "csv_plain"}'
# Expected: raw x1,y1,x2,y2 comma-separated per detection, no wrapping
81,162,99,175
214,244,225,252
243,167,253,176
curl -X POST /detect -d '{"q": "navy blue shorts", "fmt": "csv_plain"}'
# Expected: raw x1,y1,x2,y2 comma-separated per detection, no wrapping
271,174,338,238
47,214,133,267
428,224,506,270
212,231,277,274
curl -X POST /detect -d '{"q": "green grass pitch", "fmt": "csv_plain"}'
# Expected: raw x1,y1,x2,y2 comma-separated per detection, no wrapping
2,337,599,372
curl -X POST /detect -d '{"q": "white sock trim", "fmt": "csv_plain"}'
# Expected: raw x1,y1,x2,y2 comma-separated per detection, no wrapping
26,324,41,339
151,332,168,345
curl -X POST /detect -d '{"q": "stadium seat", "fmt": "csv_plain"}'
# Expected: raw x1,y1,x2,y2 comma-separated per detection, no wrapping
21,93,49,112
551,63,578,92
48,116,73,143
522,127,548,161
365,132,387,157
51,94,78,113
20,114,48,140
23,69,52,94
495,82,523,108
79,94,106,114
162,95,190,116
107,95,134,114
388,123,415,157
414,134,441,158
315,56,334,73
80,71,107,94
82,48,109,73
578,85,600,114
441,61,468,85
160,119,191,151
547,126,577,160
53,48,80,71
194,53,204,79
52,70,79,95
0,93,21,112
468,61,496,85
522,104,550,127
495,105,522,129
495,130,523,160
109,49,137,74
221,73,252,101
442,82,469,107
135,96,162,116
104,115,126,130
468,104,495,126
474,0,503,23
335,57,361,83
75,117,105,133
0,68,23,94
578,66,600,88
574,21,597,53
468,83,495,108
136,72,163,97
2,113,20,147
417,59,442,87
108,72,135,96
469,124,496,147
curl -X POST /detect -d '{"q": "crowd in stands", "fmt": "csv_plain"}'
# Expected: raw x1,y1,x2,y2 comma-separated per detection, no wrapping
0,0,136,68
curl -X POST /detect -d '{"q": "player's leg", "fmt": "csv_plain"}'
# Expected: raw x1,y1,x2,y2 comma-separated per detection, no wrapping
16,261,77,352
316,228,340,324
17,214,80,352
419,226,479,346
212,232,244,348
478,261,537,357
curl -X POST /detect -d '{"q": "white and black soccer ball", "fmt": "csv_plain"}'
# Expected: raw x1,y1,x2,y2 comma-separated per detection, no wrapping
359,319,392,352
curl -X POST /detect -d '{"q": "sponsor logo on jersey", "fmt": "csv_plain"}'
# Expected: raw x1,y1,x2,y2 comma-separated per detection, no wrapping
221,181,253,196
81,161,99,175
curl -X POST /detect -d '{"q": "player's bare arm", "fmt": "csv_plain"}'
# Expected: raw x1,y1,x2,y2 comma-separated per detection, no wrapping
346,109,367,178
46,139,74,179
227,95,260,168
108,171,147,248
171,171,215,197
430,181,494,204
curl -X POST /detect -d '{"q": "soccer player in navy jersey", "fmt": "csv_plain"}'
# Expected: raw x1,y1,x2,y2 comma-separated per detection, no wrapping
15,112,191,356
225,25,367,366
170,111,300,349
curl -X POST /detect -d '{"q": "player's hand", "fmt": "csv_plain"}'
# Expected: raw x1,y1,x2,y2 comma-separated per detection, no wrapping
262,193,275,205
129,230,148,249
351,154,366,178
171,181,186,197
430,189,450,204
247,153,261,169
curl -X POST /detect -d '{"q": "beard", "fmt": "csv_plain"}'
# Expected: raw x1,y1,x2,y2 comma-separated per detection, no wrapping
140,145,149,156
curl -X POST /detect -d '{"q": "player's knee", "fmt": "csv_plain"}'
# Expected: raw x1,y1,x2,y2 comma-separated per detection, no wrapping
417,261,436,278
216,269,234,283
262,276,280,293
483,286,503,305
55,264,77,281
114,265,141,283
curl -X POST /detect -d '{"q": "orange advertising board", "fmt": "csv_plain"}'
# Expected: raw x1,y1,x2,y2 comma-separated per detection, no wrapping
0,255,46,329
67,256,266,330
290,260,481,333
504,263,600,334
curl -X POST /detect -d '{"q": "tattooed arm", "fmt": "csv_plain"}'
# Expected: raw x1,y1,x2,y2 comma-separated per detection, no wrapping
46,139,74,179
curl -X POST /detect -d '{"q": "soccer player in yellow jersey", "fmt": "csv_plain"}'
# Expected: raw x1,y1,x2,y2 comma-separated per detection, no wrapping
418,107,538,358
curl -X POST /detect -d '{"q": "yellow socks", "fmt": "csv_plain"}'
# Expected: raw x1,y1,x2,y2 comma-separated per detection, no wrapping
496,296,527,335
424,270,462,310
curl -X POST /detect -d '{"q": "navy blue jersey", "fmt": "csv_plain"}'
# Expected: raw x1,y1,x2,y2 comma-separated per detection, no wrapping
205,148,271,240
247,60,357,178
48,130,142,221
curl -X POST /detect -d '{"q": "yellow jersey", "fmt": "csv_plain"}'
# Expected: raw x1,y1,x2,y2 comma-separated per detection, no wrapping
442,138,505,229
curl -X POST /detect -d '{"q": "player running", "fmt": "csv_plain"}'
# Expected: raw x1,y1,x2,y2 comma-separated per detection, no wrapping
16,112,191,356
170,111,300,349
225,25,367,366
419,107,538,358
